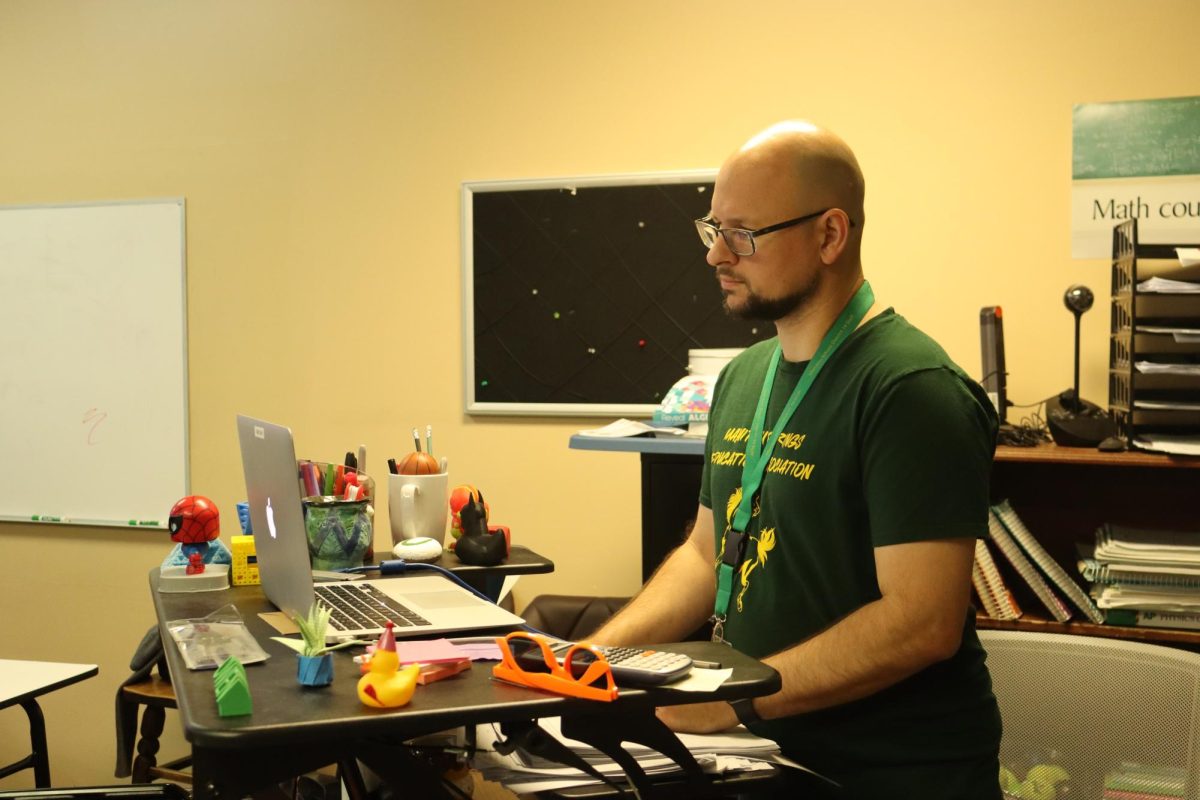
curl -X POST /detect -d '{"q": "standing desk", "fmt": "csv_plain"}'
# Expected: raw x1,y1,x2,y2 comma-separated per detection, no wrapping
0,658,98,786
568,435,705,582
149,570,780,800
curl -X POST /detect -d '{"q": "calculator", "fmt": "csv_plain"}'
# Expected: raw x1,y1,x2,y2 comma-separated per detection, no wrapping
535,642,695,686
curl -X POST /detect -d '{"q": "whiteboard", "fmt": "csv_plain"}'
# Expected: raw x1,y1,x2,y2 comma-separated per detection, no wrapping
0,199,188,529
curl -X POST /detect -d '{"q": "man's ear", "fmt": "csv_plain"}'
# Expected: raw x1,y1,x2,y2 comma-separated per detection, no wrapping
817,209,852,265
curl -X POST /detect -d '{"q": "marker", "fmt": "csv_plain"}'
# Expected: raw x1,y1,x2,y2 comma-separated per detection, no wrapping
412,427,422,453
691,659,722,669
32,515,65,523
136,520,161,527
426,424,433,457
357,444,367,475
387,458,398,475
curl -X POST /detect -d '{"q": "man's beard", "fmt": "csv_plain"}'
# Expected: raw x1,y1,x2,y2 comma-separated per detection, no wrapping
721,273,819,322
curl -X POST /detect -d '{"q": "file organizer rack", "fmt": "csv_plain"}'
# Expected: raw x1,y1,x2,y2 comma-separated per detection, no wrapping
1108,219,1200,445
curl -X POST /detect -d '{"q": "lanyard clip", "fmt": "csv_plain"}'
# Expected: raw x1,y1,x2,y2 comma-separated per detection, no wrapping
721,528,748,569
709,615,731,645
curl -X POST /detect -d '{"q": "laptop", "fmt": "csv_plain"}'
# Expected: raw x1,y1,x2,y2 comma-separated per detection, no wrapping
236,414,524,639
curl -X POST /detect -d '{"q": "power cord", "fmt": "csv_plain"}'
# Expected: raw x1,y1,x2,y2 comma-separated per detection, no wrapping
998,395,1056,447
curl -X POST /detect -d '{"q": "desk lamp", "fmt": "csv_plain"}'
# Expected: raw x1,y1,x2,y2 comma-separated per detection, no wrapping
1045,285,1120,448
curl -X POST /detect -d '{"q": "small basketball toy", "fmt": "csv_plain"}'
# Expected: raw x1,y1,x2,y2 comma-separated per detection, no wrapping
169,495,221,574
397,451,441,475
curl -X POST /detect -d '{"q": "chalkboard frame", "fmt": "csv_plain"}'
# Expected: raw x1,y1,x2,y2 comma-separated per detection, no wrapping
462,169,771,417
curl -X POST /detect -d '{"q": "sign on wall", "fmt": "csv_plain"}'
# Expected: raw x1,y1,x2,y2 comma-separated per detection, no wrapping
1071,95,1200,258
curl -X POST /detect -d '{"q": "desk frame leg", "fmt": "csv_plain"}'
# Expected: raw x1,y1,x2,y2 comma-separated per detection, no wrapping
22,698,51,787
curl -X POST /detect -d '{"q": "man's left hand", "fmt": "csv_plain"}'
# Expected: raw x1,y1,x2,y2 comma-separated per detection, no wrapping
655,700,739,734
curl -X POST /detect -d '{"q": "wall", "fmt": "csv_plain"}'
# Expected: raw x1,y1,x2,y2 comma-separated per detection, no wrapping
1,0,1197,786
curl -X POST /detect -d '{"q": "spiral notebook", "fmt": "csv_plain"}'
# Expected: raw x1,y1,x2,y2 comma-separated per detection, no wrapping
972,539,1021,620
986,510,1071,622
991,500,1104,624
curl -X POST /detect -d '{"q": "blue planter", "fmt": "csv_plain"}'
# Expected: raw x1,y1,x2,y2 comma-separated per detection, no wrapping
297,654,333,687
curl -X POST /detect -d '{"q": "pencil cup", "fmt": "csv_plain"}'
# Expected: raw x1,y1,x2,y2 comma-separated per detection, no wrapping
388,472,449,545
302,497,373,571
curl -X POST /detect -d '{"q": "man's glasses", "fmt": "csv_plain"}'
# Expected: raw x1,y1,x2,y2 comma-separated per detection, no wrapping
493,631,619,702
695,208,841,256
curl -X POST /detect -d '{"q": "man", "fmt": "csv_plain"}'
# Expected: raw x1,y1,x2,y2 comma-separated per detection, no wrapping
591,121,1002,798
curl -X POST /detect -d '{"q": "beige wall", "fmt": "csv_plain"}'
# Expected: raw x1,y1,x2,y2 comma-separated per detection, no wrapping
2,0,1198,786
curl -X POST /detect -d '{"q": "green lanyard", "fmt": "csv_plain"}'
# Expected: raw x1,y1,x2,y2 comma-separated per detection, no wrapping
711,281,875,643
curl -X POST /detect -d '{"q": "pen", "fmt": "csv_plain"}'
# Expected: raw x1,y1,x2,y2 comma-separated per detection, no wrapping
387,458,398,475
344,451,357,470
691,659,722,669
426,424,433,457
357,444,367,475
412,427,422,453
32,515,65,523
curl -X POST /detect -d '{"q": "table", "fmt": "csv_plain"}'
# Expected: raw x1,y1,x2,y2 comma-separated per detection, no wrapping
150,570,780,800
0,659,99,787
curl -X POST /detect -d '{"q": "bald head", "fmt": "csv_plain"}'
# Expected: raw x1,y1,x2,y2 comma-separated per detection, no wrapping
727,121,865,230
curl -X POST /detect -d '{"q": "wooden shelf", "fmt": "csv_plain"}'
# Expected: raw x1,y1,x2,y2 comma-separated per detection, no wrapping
985,442,1199,650
994,442,1200,469
976,614,1200,649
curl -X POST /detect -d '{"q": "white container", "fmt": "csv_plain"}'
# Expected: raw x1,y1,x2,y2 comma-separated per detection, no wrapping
687,348,743,376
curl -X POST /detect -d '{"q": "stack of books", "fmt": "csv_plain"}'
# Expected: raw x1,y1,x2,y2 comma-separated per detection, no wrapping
1103,762,1187,799
975,500,1103,624
1079,523,1200,630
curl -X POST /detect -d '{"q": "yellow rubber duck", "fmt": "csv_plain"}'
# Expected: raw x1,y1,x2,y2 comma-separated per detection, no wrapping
356,621,420,708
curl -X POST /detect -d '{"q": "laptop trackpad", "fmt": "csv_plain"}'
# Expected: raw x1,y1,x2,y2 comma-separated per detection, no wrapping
408,590,480,609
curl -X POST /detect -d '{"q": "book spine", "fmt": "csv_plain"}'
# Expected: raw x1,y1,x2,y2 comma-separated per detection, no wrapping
995,500,1104,624
971,560,1005,619
988,511,1072,622
974,538,1021,620
1109,610,1200,631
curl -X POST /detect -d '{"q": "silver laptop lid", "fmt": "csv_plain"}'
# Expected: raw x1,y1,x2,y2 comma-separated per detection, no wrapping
236,414,315,620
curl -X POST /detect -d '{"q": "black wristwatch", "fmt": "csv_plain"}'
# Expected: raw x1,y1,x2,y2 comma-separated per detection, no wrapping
729,697,761,727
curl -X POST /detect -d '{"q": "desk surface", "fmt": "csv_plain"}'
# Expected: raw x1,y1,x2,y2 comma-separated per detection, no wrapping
151,571,780,752
568,434,704,456
0,659,98,708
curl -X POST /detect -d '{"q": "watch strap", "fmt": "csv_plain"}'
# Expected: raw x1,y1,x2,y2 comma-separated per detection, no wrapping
730,697,761,727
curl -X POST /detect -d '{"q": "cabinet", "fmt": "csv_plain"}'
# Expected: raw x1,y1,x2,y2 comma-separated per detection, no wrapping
1109,218,1200,445
982,443,1200,647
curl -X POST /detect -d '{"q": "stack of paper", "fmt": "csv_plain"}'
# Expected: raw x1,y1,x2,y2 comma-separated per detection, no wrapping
1082,524,1200,627
1133,433,1200,456
473,717,782,795
1137,276,1200,293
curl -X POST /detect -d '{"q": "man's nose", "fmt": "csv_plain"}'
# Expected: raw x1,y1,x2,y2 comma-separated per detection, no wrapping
706,233,737,268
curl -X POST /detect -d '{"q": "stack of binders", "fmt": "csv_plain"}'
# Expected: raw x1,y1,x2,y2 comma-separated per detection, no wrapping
1079,523,1200,630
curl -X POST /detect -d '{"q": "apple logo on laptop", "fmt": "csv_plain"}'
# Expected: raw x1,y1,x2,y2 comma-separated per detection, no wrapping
266,497,278,539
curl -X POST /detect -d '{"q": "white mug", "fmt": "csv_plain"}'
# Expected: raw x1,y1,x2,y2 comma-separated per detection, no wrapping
387,470,449,544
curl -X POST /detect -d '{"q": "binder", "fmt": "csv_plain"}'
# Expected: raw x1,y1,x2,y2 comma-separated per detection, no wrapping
992,500,1104,624
1079,553,1200,589
987,510,1072,622
973,539,1021,620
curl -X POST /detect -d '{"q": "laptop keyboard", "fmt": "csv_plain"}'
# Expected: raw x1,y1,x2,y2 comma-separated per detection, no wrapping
315,582,432,632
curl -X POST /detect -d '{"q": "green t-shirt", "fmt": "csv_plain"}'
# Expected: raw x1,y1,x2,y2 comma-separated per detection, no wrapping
700,309,1002,781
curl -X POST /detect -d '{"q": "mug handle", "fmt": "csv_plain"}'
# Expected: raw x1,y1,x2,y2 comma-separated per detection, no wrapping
400,483,419,540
